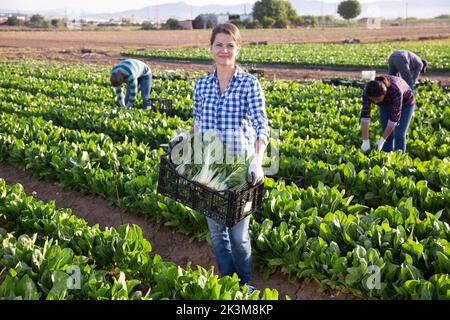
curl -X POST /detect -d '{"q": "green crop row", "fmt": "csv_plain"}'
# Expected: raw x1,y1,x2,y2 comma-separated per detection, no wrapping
1,60,449,299
0,179,277,300
0,110,449,299
121,39,450,72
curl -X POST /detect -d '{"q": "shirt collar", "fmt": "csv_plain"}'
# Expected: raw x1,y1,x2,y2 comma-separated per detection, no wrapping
207,66,245,83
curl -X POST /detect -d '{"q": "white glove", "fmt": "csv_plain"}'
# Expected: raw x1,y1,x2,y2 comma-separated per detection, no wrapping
374,137,386,152
247,153,264,186
169,132,190,150
361,140,370,153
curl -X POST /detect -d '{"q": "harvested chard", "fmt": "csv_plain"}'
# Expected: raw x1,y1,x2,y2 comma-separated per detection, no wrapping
174,135,250,191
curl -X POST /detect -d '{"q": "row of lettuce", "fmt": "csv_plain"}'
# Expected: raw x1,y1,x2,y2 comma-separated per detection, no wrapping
1,63,448,214
0,179,276,300
2,63,449,160
0,107,448,220
0,61,449,299
0,112,448,299
1,62,449,223
120,39,450,72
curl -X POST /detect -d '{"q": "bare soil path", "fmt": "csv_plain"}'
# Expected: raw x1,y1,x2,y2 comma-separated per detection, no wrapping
1,25,449,48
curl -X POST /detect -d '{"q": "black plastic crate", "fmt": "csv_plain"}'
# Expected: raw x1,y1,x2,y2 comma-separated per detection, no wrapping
153,74,189,81
339,80,352,86
157,153,264,227
254,69,265,78
322,78,367,89
321,78,343,86
149,98,173,115
248,69,265,78
352,80,367,89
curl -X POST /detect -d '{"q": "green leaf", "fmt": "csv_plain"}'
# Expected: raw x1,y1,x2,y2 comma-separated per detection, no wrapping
47,271,70,300
16,274,40,300
268,258,284,266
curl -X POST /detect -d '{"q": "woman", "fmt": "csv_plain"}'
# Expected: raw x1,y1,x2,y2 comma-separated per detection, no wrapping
360,75,415,153
170,23,269,292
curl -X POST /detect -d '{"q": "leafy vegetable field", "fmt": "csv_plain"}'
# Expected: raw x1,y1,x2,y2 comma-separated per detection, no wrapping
0,179,275,300
0,61,449,300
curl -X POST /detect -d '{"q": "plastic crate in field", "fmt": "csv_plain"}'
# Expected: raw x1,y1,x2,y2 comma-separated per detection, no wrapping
157,153,264,227
149,98,173,115
247,68,265,78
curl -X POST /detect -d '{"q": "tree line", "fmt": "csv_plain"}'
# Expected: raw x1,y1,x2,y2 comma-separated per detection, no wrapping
5,14,65,28
4,0,363,29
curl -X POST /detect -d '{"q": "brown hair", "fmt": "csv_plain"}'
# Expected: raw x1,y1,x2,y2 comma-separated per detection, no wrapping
110,71,124,87
374,75,391,88
210,23,241,47
364,75,391,97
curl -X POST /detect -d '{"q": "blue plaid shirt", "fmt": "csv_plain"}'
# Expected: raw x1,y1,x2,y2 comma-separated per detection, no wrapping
193,67,269,156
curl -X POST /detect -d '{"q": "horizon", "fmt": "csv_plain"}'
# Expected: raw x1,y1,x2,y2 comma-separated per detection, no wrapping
0,0,407,14
0,0,448,19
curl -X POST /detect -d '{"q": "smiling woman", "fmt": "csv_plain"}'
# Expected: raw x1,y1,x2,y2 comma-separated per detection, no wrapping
168,23,270,294
210,23,242,73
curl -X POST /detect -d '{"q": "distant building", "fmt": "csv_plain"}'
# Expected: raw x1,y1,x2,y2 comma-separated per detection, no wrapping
358,17,382,29
196,14,218,29
177,19,193,29
10,15,27,21
66,19,82,29
217,14,253,24
196,13,253,29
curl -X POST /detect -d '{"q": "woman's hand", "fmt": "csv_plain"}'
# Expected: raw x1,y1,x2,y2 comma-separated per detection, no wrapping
374,137,386,151
247,153,264,186
169,132,190,150
247,138,267,185
361,140,370,153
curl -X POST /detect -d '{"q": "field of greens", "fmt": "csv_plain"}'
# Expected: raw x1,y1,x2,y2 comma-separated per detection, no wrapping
122,39,450,72
0,60,449,300
0,179,277,300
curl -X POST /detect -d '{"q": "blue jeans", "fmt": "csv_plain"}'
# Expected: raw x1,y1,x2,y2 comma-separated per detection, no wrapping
125,73,152,107
379,104,415,152
388,55,415,89
206,216,252,285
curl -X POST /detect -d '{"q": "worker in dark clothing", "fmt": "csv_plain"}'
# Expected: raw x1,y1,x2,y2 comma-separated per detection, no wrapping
360,75,415,153
388,50,428,90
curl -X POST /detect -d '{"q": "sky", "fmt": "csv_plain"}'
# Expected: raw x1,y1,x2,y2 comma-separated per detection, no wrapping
1,0,384,13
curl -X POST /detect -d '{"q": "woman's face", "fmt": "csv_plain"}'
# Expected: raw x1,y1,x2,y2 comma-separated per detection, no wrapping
211,33,239,67
369,95,385,104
